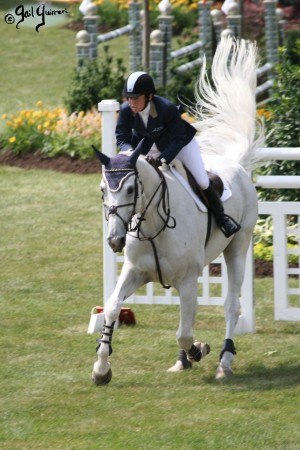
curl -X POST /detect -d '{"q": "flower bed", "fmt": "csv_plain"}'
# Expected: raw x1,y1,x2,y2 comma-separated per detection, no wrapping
1,102,101,160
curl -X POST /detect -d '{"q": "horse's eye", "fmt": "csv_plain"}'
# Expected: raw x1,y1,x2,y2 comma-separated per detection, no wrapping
127,186,134,195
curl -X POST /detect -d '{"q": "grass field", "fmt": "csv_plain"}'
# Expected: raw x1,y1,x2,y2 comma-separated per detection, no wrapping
0,1,74,118
1,166,300,450
0,0,129,124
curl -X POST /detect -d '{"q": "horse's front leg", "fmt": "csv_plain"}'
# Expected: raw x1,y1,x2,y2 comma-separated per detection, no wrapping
92,263,147,386
168,276,210,372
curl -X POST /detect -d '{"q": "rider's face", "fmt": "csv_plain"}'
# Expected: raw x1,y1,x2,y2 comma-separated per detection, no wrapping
127,95,147,113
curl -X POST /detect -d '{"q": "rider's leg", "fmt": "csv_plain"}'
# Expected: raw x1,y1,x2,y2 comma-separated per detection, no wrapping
176,137,209,189
203,179,241,238
177,138,241,238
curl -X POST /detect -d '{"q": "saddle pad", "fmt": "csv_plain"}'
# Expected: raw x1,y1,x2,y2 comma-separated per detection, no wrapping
169,160,232,213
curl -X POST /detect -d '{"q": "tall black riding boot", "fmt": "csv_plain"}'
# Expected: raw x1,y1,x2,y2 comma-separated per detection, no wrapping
203,180,241,238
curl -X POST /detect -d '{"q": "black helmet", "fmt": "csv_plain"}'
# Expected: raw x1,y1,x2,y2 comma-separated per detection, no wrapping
123,72,156,98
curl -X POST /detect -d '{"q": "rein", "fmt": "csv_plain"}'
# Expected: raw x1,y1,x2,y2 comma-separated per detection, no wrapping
129,163,176,289
129,164,176,238
103,162,176,289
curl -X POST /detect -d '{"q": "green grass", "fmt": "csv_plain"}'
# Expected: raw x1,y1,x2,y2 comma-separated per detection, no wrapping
0,6,75,118
0,0,129,126
1,166,300,450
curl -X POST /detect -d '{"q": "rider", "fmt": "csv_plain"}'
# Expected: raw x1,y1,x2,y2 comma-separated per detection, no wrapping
116,71,241,238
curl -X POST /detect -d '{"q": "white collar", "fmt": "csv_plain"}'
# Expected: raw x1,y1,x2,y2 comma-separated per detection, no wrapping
138,102,151,126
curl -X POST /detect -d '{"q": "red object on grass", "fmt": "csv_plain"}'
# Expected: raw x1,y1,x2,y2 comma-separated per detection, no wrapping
95,306,136,325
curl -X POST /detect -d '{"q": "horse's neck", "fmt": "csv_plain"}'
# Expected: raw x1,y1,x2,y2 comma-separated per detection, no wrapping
136,160,166,227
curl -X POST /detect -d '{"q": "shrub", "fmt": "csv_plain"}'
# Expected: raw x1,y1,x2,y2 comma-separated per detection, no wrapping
92,0,198,34
284,30,300,65
159,31,208,108
64,46,126,114
161,63,200,108
94,0,128,28
253,216,299,263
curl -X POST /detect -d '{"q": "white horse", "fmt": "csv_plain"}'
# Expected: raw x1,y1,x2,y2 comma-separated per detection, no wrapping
92,37,264,385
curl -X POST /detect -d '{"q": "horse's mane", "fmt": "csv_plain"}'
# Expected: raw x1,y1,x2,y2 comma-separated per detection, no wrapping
189,37,265,171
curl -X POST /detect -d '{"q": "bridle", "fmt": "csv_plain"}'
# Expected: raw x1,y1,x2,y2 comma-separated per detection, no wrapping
102,168,139,232
129,163,176,237
103,163,176,288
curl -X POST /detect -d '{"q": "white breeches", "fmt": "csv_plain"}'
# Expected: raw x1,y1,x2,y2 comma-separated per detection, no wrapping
148,137,209,189
176,137,209,190
149,137,209,190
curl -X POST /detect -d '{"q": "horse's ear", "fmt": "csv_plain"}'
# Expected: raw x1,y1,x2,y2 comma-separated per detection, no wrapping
92,145,110,166
129,138,153,166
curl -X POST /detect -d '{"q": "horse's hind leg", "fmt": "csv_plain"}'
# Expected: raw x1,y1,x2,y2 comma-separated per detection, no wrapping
216,233,250,379
168,276,210,372
92,263,148,386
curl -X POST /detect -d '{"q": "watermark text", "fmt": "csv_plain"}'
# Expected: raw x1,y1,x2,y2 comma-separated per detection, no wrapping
4,4,69,32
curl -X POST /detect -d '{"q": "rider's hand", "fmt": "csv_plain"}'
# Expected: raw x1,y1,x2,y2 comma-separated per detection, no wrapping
146,156,162,169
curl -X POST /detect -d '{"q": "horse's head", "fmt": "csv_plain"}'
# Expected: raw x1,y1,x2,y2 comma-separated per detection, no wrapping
93,143,144,253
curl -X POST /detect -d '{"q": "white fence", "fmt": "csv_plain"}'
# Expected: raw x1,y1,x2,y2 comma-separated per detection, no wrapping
257,202,300,321
98,100,300,333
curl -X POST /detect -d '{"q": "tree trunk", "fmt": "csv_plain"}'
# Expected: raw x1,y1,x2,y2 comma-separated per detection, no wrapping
143,0,150,71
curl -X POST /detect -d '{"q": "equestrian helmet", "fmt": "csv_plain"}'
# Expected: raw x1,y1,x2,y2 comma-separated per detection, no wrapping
123,72,156,98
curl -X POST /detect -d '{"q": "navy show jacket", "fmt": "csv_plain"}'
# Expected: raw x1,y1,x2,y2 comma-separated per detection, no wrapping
116,95,197,164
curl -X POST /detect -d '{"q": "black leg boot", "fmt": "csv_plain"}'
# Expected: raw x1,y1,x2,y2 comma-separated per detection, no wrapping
203,180,241,238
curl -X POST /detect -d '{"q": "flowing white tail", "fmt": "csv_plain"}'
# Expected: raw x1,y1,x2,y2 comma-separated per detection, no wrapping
193,37,265,170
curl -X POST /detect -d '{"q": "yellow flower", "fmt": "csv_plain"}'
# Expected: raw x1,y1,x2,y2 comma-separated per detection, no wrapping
1,113,7,120
9,136,16,143
14,117,23,126
43,121,50,128
257,108,272,120
36,100,43,107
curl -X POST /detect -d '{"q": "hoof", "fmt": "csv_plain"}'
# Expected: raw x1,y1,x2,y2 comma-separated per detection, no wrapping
215,365,233,380
197,341,211,358
92,368,112,385
167,360,191,372
188,341,211,362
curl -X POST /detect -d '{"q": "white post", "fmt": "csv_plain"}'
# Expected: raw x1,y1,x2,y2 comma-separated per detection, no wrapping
98,100,120,303
98,99,120,157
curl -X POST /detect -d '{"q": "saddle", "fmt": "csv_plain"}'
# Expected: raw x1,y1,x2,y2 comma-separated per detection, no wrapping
183,166,224,208
167,164,223,246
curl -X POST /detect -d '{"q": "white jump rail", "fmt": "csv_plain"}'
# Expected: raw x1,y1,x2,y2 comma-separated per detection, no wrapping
256,148,300,189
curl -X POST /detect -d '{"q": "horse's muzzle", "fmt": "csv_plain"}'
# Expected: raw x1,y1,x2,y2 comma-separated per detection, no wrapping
107,235,126,253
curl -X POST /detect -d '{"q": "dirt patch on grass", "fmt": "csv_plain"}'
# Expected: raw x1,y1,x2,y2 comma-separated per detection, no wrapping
0,150,101,174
